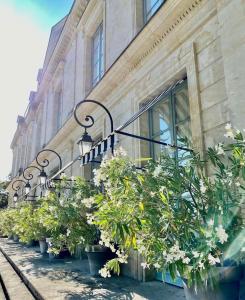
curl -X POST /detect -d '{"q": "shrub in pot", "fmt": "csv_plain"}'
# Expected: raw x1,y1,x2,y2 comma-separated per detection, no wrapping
40,176,106,272
0,208,19,239
91,128,245,298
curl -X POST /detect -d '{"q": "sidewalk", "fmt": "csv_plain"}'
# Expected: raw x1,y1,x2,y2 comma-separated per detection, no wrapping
0,238,185,300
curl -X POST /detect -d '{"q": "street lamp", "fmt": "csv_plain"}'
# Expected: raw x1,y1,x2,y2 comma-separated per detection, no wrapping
13,192,18,202
39,169,48,185
73,99,114,156
77,129,94,156
24,181,31,194
12,179,26,202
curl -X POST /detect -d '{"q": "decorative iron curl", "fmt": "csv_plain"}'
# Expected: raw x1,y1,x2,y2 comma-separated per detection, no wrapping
12,179,26,191
73,99,114,133
23,165,41,181
36,149,62,170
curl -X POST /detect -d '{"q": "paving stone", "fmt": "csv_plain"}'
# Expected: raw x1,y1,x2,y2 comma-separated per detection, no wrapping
0,238,185,299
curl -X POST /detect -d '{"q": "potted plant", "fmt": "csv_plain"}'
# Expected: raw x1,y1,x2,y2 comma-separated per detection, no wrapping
40,176,109,274
0,208,19,240
91,130,244,299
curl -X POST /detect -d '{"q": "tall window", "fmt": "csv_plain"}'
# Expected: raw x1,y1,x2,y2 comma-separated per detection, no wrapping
144,0,164,23
92,24,104,87
148,80,191,159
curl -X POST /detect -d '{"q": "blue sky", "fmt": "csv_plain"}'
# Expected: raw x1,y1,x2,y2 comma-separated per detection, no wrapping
0,0,73,181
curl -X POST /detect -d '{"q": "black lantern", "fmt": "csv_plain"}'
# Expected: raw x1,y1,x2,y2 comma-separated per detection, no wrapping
13,192,18,202
25,181,31,194
39,169,47,185
77,130,94,156
73,99,114,157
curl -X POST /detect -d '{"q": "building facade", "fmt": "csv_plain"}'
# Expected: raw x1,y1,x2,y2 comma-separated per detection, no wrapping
8,0,245,280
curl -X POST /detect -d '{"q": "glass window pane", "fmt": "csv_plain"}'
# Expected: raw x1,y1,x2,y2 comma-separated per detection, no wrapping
174,87,189,123
145,0,164,21
92,24,104,86
151,99,171,137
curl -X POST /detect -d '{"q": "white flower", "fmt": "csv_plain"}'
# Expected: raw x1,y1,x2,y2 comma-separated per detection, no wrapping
225,170,233,177
225,123,232,130
154,262,161,269
60,172,67,179
99,267,111,278
86,213,95,225
138,245,146,254
141,262,150,269
207,240,215,247
153,165,162,178
110,245,116,252
208,254,220,265
208,219,214,226
150,191,156,197
215,225,228,244
59,199,65,206
199,261,205,269
66,229,71,237
199,179,207,193
193,251,200,258
183,257,190,264
224,124,234,139
235,181,241,187
215,143,225,155
81,197,94,208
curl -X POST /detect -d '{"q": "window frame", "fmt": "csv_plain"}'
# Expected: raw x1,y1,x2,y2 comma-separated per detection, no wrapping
91,23,104,87
148,80,190,159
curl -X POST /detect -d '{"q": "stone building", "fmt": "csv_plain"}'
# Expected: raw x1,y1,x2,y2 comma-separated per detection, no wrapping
8,0,245,280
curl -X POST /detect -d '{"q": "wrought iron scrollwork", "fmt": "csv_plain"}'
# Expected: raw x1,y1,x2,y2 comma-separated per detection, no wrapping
73,99,114,133
36,149,62,170
23,165,41,181
12,179,26,191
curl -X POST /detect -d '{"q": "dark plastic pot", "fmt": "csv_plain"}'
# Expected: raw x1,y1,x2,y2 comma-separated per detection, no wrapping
39,240,48,254
86,245,110,276
13,234,19,242
183,266,243,300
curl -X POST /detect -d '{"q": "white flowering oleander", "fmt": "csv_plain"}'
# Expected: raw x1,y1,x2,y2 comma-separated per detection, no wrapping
183,257,190,264
153,165,162,178
192,251,200,258
224,123,234,139
93,168,104,186
199,179,207,194
59,199,65,206
215,143,225,155
198,261,205,270
235,181,241,187
86,213,95,225
154,262,161,269
99,266,111,278
141,262,150,269
138,245,146,254
60,172,67,179
208,253,220,265
81,197,95,208
66,229,71,236
215,225,228,244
